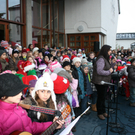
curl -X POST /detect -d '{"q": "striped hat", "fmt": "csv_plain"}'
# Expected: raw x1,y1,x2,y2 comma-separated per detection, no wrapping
1,41,9,48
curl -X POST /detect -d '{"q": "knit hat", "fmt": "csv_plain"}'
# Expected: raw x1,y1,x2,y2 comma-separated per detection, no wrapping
126,61,131,65
1,70,13,75
32,73,57,109
24,61,35,72
22,49,27,54
0,47,6,56
82,64,90,70
38,63,47,70
33,47,39,53
62,55,70,62
49,61,62,72
78,49,82,52
43,68,51,75
12,49,19,55
0,74,28,98
81,59,88,65
28,80,37,88
51,73,70,94
73,57,81,64
57,70,72,83
1,40,9,48
116,59,122,64
53,67,65,74
62,61,71,68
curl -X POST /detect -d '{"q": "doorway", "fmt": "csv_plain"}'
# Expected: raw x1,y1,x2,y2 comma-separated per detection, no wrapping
68,33,99,54
0,22,9,42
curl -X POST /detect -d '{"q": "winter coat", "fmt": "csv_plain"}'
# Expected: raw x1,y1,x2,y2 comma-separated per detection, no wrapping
70,78,79,107
8,57,20,71
127,65,135,87
0,100,52,135
72,65,87,96
0,59,8,72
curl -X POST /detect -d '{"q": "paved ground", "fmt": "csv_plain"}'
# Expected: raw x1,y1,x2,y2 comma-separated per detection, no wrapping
74,95,135,135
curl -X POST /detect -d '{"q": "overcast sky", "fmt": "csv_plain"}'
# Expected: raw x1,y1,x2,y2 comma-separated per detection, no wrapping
117,0,135,33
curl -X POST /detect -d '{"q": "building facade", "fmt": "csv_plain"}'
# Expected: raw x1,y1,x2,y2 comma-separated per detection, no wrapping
0,0,120,53
116,33,135,50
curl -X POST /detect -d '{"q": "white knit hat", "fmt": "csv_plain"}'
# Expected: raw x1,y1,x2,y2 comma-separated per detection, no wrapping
73,57,81,64
31,72,57,109
33,47,39,53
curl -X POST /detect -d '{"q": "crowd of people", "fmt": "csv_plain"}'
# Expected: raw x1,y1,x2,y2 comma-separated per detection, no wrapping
0,40,135,135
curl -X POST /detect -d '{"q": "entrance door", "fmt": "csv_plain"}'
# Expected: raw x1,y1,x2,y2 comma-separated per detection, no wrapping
68,34,99,54
0,22,9,42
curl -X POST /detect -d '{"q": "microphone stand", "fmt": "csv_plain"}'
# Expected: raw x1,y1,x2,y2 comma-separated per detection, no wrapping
102,82,115,135
109,72,124,133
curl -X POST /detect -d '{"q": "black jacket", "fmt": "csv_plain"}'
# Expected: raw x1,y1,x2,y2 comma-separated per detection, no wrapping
72,65,87,95
127,65,135,87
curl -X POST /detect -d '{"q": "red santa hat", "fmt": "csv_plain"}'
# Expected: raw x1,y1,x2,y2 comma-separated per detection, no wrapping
71,55,77,61
126,61,131,65
117,66,125,71
62,55,70,62
24,61,35,72
51,73,69,94
22,75,38,94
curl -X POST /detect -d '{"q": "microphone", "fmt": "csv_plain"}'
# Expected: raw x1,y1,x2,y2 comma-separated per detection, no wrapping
100,81,115,86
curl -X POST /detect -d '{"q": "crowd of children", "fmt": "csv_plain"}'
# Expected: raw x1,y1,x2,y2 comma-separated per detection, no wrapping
0,40,135,134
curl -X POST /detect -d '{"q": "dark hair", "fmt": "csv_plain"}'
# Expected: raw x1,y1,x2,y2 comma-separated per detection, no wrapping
56,94,72,115
130,58,135,65
98,45,111,62
35,93,55,122
28,44,33,51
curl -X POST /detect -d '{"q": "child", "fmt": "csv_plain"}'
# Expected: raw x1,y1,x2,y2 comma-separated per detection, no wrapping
51,73,74,135
20,49,27,61
72,57,87,114
56,51,61,63
0,73,63,135
87,52,96,66
82,48,86,58
127,59,135,106
23,73,57,123
23,61,37,76
0,47,8,73
33,51,42,67
82,64,93,113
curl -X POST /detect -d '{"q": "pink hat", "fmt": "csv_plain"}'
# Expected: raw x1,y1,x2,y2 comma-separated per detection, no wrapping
62,55,70,62
1,70,12,75
51,73,69,94
49,61,62,72
1,41,9,48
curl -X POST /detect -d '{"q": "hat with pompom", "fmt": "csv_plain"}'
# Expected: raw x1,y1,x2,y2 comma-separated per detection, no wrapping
51,73,69,94
32,73,57,109
24,61,35,72
38,63,47,70
49,61,62,72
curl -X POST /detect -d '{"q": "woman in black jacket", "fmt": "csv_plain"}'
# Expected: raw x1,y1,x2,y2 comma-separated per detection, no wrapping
127,58,135,107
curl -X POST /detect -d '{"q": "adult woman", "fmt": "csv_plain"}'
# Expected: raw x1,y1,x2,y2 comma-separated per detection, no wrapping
92,45,113,120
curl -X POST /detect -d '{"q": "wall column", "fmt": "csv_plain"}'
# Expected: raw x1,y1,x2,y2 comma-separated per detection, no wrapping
26,0,32,48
